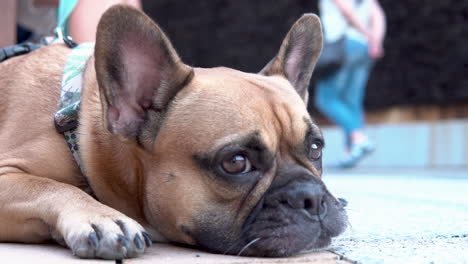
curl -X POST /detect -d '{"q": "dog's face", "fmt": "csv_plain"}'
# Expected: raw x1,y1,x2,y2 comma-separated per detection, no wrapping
145,69,348,256
94,6,347,257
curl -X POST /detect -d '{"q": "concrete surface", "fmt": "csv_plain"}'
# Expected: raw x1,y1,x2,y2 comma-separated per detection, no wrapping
0,243,347,264
127,243,347,264
0,169,466,264
324,169,468,264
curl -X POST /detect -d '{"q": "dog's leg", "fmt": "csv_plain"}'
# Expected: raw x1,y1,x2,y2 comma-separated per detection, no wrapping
0,172,150,259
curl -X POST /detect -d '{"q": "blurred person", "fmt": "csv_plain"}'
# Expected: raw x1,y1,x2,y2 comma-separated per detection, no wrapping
16,0,56,43
56,0,141,43
315,0,386,168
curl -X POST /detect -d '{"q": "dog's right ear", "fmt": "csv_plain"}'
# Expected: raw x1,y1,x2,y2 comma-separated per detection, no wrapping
260,14,322,102
95,5,193,141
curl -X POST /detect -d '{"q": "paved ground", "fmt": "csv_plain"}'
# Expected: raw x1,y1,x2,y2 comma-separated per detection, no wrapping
324,168,468,264
0,243,347,264
0,168,466,264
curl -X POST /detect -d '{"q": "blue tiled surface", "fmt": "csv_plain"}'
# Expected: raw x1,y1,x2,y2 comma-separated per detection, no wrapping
321,119,468,168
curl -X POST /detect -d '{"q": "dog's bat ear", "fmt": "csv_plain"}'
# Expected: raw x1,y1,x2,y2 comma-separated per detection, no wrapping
95,5,193,140
260,14,323,102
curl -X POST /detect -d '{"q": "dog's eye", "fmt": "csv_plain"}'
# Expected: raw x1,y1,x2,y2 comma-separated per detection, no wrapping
309,142,322,160
222,154,253,174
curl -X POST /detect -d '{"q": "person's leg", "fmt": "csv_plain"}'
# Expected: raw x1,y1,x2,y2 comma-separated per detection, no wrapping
342,38,374,145
315,63,356,139
68,0,141,43
334,38,375,168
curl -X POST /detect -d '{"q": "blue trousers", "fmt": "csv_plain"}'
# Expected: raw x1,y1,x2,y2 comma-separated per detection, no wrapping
315,38,373,144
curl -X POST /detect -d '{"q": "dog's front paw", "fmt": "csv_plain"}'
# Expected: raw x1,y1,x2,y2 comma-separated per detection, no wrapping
57,210,152,259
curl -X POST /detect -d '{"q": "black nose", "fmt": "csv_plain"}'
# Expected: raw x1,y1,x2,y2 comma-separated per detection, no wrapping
284,183,327,219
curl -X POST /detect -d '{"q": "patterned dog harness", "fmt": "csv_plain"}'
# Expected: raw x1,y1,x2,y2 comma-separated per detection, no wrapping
54,42,94,176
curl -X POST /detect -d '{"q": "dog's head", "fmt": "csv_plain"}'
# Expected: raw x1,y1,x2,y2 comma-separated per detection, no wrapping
94,5,347,257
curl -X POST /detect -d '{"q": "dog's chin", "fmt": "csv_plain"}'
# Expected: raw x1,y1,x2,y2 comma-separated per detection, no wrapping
234,224,331,257
230,208,340,257
193,200,347,257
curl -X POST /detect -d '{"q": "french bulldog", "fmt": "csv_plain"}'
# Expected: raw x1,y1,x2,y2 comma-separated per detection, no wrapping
0,5,347,259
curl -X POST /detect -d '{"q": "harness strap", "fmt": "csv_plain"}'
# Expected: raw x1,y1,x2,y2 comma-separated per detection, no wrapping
0,42,43,62
54,42,95,177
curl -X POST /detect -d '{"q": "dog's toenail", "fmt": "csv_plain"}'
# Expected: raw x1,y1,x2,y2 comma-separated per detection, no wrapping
88,233,99,249
142,232,152,247
134,235,144,250
117,234,130,248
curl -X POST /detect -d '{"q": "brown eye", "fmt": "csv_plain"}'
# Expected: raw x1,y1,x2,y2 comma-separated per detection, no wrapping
222,154,252,174
309,143,322,160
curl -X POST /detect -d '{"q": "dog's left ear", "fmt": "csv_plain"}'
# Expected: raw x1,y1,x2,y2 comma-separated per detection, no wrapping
260,14,323,102
94,5,192,140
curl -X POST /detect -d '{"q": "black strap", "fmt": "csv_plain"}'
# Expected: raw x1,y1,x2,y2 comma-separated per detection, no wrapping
0,32,77,63
63,35,78,49
0,42,43,63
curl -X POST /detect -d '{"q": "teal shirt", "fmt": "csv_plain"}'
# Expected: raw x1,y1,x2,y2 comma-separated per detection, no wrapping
56,0,79,37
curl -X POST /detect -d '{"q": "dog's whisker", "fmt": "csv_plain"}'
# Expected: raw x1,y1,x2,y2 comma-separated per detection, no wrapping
237,237,261,256
343,207,359,212
222,239,242,255
222,223,254,255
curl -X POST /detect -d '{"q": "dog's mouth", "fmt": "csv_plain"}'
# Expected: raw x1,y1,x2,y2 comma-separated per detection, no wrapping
192,193,348,257
227,195,347,257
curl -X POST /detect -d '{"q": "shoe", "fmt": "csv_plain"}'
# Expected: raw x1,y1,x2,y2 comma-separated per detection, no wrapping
337,140,375,169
